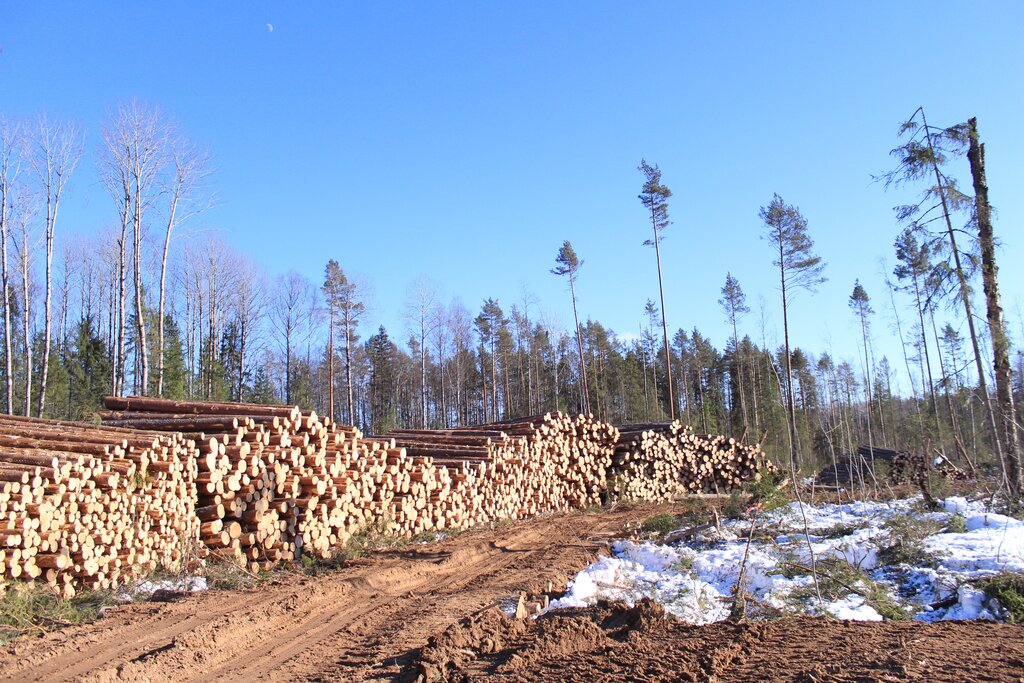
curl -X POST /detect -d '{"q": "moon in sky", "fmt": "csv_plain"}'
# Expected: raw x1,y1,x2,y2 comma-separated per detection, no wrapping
266,23,274,33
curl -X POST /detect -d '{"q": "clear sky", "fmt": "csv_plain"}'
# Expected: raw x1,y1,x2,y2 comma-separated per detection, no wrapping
3,2,1022,392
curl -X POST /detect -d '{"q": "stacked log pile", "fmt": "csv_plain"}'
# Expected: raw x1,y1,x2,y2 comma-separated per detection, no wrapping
0,414,199,597
4,398,771,595
385,412,620,528
610,421,776,500
101,396,400,567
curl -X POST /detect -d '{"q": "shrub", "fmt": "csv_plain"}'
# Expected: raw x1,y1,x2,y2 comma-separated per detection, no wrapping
722,491,746,520
945,513,968,534
876,513,944,567
641,513,679,537
748,467,790,512
978,572,1024,623
784,557,908,620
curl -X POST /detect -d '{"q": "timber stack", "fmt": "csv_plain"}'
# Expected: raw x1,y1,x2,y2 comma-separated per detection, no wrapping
0,414,199,597
101,396,396,566
610,421,776,500
385,412,620,527
4,397,768,596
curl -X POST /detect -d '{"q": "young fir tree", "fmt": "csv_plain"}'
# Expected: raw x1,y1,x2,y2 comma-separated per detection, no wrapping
760,194,826,471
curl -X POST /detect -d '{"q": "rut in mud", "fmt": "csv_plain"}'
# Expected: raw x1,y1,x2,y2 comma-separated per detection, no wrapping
0,504,668,682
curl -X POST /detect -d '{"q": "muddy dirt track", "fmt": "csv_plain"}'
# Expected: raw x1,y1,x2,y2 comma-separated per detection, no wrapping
0,504,670,682
3,502,1024,682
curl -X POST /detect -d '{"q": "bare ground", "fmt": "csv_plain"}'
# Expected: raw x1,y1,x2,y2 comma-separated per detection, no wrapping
2,500,1023,682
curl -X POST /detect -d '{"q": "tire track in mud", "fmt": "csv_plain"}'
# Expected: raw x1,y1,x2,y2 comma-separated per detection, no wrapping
0,505,662,682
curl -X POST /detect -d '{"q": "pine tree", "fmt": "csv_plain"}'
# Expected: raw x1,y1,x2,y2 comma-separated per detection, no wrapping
760,194,826,471
719,273,750,431
551,241,590,414
638,160,675,419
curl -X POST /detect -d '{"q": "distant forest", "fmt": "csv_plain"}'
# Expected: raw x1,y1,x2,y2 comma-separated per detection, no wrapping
0,103,1020,490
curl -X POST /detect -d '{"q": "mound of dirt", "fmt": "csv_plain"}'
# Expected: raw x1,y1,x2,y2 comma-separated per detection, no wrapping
408,599,667,682
407,600,1024,682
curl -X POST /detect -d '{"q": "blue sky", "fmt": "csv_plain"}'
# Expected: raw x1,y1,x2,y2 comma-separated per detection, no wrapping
3,2,1022,391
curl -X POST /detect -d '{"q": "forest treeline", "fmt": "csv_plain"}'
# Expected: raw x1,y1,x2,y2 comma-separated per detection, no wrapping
0,103,1020,489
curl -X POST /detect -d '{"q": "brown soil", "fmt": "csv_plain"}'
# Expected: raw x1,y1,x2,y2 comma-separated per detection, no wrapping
0,503,672,682
410,599,1024,682
3,497,1022,682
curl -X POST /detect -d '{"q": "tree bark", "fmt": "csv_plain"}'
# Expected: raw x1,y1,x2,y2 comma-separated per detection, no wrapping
19,220,31,417
344,314,354,426
0,150,13,415
156,190,178,396
132,180,149,394
967,116,1021,493
115,194,129,397
327,305,335,420
921,109,1004,477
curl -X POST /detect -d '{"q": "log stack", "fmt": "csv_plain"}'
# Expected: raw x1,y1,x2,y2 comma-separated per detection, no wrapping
385,412,620,529
4,397,772,595
0,414,199,597
100,396,394,567
610,421,776,500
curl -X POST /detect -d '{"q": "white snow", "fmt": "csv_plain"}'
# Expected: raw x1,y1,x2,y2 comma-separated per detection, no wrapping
547,495,1024,625
121,576,209,600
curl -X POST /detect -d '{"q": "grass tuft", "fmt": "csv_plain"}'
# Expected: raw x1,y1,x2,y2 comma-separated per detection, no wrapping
0,584,116,644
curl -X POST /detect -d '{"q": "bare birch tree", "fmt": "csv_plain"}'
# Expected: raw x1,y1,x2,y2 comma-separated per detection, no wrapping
13,192,37,415
0,118,22,414
157,136,210,395
28,115,82,415
406,276,439,427
99,101,165,396
272,271,313,405
232,257,266,402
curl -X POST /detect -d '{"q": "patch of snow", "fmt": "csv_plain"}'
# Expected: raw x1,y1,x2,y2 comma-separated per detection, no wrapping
824,595,882,621
126,576,209,598
547,495,1024,625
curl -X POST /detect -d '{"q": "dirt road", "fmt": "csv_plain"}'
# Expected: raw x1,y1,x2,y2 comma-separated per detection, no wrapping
0,504,664,682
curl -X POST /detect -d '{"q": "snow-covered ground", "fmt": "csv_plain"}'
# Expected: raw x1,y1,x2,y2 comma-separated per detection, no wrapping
548,496,1024,623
